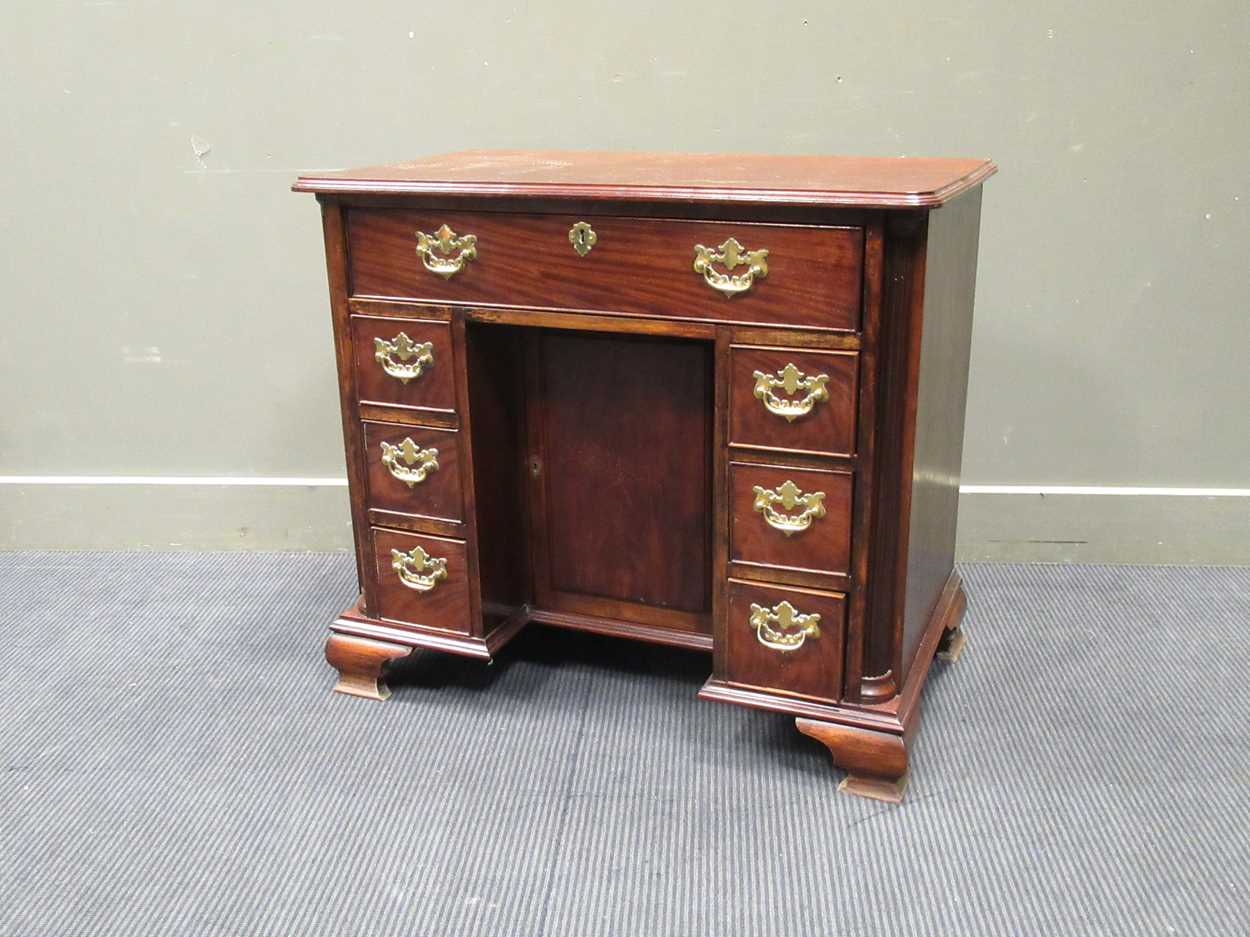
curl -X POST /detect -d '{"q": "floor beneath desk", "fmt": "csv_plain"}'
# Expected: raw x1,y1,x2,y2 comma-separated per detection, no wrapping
1,553,1247,936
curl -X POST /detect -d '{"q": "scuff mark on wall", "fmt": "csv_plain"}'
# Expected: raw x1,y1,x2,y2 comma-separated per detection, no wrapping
190,136,211,168
121,345,163,364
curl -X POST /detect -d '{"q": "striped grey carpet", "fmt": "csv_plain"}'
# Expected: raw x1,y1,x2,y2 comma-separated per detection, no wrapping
1,553,1247,936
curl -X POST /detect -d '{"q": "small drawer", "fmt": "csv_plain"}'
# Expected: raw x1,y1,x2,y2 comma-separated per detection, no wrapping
730,462,852,578
726,579,846,702
362,422,463,522
347,209,863,332
371,528,472,633
351,315,456,414
729,345,858,457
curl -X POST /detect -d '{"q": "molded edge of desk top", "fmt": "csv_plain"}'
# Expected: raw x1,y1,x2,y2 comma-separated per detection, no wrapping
292,150,997,209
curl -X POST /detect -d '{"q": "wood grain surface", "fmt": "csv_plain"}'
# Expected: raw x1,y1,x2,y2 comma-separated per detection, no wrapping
351,315,457,415
295,149,996,209
531,330,713,623
347,209,863,332
361,421,463,522
729,461,853,579
370,528,473,634
728,345,859,457
724,579,846,702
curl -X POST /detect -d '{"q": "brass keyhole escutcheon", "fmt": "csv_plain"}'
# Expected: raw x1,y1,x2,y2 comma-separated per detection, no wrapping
569,221,597,257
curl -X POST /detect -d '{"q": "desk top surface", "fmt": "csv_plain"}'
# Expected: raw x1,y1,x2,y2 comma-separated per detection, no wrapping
293,149,996,209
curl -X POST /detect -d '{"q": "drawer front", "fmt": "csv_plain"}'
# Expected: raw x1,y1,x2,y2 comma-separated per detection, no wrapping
371,528,472,633
351,315,456,413
729,346,858,457
363,422,463,522
346,210,863,332
726,580,845,702
730,462,852,578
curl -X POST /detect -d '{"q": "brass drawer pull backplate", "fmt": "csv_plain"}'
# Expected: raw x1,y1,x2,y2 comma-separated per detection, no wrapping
752,363,830,422
380,439,439,487
374,332,434,384
693,237,768,297
749,600,822,652
752,480,827,536
415,224,477,278
391,545,448,592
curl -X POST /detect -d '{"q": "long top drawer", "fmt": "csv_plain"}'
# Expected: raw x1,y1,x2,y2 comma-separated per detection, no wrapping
346,210,863,332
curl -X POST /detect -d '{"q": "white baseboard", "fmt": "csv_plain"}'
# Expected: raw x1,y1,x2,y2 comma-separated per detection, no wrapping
960,485,1250,497
0,476,349,487
1,478,1246,562
0,482,355,550
956,491,1250,564
2,477,1246,498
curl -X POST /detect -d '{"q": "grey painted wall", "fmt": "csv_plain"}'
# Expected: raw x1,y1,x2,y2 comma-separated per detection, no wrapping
2,2,1247,560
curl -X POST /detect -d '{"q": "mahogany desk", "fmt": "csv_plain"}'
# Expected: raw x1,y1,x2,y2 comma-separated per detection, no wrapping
293,151,995,802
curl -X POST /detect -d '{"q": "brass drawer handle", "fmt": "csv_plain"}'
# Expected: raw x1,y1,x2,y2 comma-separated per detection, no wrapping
749,601,822,652
692,237,768,298
380,439,439,487
752,480,826,536
374,332,434,384
391,545,448,592
392,542,452,594
415,224,477,278
752,363,830,422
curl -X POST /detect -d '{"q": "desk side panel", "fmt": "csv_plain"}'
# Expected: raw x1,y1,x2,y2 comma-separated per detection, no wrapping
318,198,377,611
899,188,983,676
